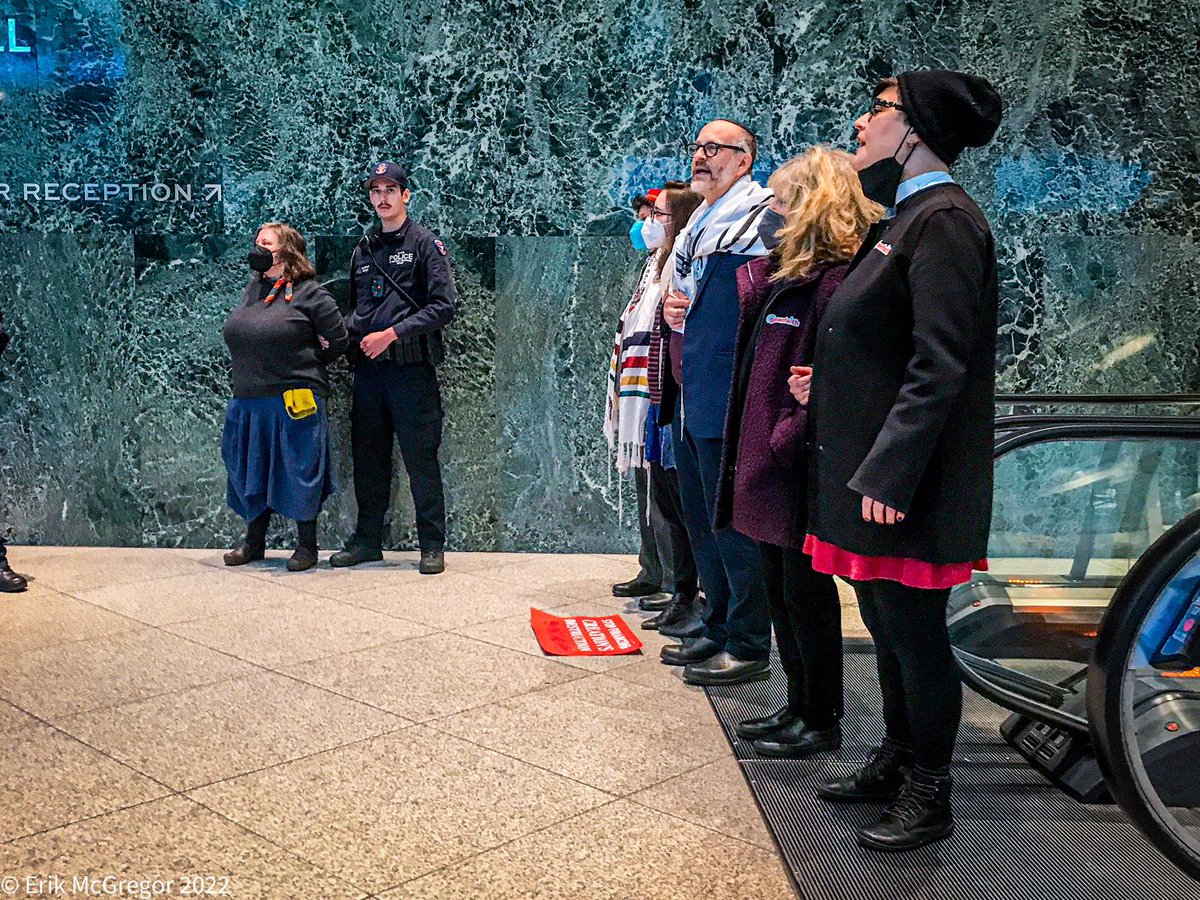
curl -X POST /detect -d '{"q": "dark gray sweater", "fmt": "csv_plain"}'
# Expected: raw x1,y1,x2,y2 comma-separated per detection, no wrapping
223,276,350,398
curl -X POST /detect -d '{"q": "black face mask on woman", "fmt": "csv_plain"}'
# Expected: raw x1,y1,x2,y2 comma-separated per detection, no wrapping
857,128,917,208
247,244,274,273
757,208,786,250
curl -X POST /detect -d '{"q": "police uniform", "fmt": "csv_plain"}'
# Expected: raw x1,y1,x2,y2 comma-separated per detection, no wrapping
343,162,457,556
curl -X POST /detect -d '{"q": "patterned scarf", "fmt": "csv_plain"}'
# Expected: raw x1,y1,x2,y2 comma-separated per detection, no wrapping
604,253,663,474
668,176,773,332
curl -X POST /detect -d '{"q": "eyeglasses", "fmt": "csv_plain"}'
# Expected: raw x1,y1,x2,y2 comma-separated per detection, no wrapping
867,97,905,121
648,208,672,220
685,141,749,159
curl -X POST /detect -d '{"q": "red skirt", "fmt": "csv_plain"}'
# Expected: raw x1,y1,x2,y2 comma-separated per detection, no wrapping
804,534,987,590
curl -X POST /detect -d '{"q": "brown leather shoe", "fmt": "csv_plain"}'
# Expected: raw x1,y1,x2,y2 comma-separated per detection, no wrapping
223,542,265,567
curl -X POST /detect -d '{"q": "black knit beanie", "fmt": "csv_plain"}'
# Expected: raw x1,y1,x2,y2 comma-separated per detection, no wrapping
895,70,1003,164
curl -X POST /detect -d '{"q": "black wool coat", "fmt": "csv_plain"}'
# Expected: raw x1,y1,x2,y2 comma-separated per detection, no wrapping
807,182,998,564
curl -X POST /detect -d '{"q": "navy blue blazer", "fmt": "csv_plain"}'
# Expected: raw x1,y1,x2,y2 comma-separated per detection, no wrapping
660,251,755,440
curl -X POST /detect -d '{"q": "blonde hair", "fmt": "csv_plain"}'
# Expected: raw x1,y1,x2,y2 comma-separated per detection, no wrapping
768,146,883,282
256,222,317,282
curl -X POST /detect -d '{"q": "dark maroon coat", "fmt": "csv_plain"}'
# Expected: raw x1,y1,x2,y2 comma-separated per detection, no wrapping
714,256,847,548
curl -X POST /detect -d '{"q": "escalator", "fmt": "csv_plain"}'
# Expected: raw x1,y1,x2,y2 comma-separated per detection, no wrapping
950,394,1200,881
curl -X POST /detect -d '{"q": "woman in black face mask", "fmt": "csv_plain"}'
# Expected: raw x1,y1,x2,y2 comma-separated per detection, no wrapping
801,72,1003,853
220,223,349,570
714,146,880,759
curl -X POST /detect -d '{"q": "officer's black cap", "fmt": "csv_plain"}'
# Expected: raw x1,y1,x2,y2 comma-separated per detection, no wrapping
362,160,409,189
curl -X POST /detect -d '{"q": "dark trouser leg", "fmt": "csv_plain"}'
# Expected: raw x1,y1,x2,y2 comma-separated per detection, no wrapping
872,579,960,770
688,433,770,661
246,509,271,550
650,461,697,596
0,537,7,569
672,413,729,649
854,579,912,748
854,579,960,768
388,363,447,551
351,364,395,549
633,466,664,589
782,546,843,730
759,542,806,715
296,519,317,553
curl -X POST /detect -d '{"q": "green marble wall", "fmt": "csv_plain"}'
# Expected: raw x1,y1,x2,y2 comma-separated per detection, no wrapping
0,1,1197,551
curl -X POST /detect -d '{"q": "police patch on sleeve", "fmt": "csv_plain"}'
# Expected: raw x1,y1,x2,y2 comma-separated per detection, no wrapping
434,239,447,256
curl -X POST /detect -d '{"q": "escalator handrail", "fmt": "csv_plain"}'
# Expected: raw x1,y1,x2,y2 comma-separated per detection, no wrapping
953,649,1089,734
997,414,1200,431
997,393,1200,406
1086,506,1200,881
994,420,1200,458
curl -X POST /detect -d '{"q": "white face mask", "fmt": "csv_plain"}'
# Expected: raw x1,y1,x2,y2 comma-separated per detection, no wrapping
641,216,666,249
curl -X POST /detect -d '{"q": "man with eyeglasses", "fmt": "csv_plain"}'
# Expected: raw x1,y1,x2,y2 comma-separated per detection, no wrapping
331,160,457,575
657,119,774,686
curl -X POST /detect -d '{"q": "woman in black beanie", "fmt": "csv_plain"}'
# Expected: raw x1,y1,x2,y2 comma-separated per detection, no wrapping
798,69,1002,852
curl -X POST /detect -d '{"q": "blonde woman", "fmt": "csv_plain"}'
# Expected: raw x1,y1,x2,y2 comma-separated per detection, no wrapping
714,146,882,757
221,223,349,571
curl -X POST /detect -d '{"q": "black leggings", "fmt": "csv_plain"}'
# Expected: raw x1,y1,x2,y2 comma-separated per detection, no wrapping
759,542,843,729
246,509,317,552
852,578,961,769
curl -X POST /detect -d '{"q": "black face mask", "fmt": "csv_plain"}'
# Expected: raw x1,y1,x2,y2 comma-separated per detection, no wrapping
247,244,274,273
857,128,917,207
757,208,786,250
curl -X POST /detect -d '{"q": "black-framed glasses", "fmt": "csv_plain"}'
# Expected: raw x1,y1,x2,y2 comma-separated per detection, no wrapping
648,208,673,220
867,97,905,120
685,141,749,159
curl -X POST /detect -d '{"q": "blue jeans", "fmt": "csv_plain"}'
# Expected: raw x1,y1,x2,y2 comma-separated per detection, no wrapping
671,404,770,660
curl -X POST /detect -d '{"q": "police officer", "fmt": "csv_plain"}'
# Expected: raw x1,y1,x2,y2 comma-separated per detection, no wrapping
329,160,456,575
0,307,28,594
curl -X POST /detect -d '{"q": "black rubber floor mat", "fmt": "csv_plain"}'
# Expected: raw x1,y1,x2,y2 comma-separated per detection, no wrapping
706,644,1199,899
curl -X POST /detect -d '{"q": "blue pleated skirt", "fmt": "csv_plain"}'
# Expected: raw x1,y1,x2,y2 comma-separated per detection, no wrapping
221,395,336,523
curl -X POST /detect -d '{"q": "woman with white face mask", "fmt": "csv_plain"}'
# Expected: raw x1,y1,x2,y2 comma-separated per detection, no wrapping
605,184,703,625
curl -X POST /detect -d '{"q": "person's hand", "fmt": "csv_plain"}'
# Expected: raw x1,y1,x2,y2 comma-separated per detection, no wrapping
788,366,813,405
318,336,330,350
360,329,398,359
862,495,905,525
663,290,691,329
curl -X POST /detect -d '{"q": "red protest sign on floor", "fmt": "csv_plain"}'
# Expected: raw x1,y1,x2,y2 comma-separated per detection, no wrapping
530,608,643,656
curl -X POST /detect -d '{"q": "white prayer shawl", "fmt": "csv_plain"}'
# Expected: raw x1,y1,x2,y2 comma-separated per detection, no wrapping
604,252,663,475
668,176,774,333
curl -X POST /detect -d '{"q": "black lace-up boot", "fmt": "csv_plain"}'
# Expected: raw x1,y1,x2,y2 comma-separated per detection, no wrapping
856,766,954,852
816,738,913,803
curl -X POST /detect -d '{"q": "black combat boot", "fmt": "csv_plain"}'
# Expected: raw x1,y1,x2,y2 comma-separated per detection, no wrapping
816,738,913,803
856,766,954,852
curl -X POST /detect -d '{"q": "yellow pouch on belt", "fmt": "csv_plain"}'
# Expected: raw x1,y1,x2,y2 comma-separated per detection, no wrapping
283,389,317,420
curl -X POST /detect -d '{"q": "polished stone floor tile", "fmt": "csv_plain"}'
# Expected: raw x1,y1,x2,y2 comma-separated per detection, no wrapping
25,548,210,594
0,583,142,653
74,567,308,625
0,795,367,898
58,672,411,790
378,799,794,900
0,700,40,738
0,721,169,842
432,673,731,795
0,627,258,718
475,553,640,601
341,570,559,631
163,596,436,667
628,756,776,850
282,632,585,722
188,727,611,892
